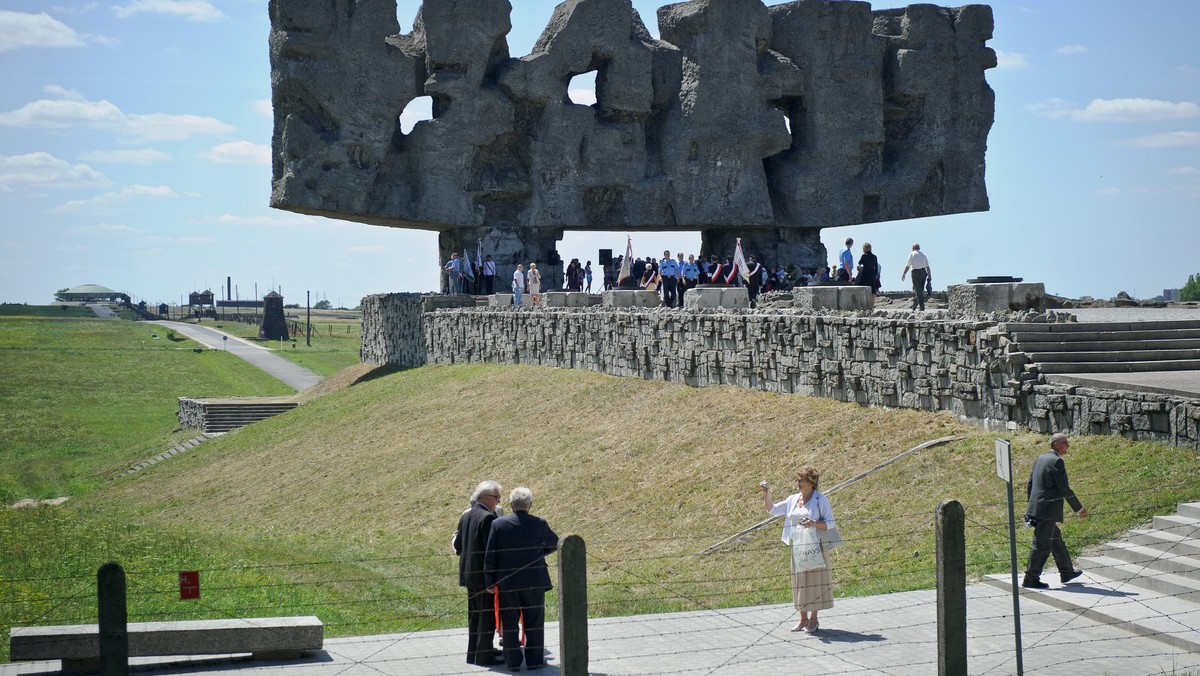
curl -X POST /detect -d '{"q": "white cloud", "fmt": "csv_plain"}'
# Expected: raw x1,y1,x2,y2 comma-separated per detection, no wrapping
1055,44,1088,56
50,184,181,212
211,213,324,227
71,223,142,234
1121,131,1200,148
1096,187,1120,196
0,10,85,51
1027,97,1200,122
198,141,270,165
79,148,172,164
399,96,433,134
144,234,219,244
994,49,1029,69
1169,166,1200,175
0,89,235,141
111,0,224,22
0,152,111,193
1178,64,1200,76
252,100,273,117
346,245,386,253
567,88,597,106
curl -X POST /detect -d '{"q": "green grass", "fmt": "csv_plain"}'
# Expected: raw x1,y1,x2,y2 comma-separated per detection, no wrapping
0,305,96,318
3,318,1200,663
0,317,295,503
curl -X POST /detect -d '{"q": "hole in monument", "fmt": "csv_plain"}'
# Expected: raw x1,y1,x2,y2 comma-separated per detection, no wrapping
566,71,598,106
399,96,433,134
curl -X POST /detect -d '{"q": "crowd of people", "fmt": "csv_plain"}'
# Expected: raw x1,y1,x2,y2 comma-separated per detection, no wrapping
445,239,936,311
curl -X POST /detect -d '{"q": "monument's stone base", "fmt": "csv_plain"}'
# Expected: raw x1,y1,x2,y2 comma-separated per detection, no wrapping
684,287,749,310
488,294,513,307
543,292,598,308
792,286,872,312
949,283,1045,314
603,290,661,308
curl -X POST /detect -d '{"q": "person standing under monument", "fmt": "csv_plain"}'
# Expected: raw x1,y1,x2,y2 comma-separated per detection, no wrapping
658,250,679,307
565,258,583,291
1023,433,1088,589
445,252,463,295
901,243,932,311
455,480,504,666
584,261,593,293
745,255,763,306
681,254,699,306
513,264,525,306
527,263,542,306
482,255,496,295
856,243,879,309
838,238,855,283
485,487,559,672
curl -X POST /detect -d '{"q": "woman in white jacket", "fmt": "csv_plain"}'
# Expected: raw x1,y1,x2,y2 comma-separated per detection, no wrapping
759,465,835,633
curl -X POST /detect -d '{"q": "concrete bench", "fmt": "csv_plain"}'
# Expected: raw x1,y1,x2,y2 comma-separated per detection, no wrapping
10,616,323,673
602,290,661,308
683,286,749,310
793,285,871,311
949,282,1045,314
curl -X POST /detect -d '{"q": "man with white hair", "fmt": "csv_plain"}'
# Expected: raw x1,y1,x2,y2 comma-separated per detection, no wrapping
900,243,932,311
454,480,504,665
485,487,560,671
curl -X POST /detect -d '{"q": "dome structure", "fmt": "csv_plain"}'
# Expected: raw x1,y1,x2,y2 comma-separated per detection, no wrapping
57,284,130,303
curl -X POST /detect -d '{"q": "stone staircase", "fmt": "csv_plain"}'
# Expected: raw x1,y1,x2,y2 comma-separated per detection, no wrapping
1005,320,1200,374
984,501,1200,653
199,401,298,433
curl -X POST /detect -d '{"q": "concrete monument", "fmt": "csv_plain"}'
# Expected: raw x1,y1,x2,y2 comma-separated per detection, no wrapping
269,0,994,278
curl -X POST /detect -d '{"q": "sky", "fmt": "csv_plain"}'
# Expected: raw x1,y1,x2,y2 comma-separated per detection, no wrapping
1,0,1197,308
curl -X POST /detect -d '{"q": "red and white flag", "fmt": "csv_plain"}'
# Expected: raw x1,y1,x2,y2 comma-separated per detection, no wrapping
731,238,749,284
616,236,633,286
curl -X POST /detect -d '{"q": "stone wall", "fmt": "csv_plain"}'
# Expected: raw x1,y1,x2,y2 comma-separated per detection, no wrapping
359,297,1200,449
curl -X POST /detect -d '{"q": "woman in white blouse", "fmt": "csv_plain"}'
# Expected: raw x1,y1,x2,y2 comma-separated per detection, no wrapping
759,466,835,633
527,262,542,305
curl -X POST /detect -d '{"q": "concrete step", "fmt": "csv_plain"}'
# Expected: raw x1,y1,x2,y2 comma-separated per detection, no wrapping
1097,541,1200,580
1036,359,1200,374
1010,329,1200,343
1015,338,1200,352
1026,348,1200,363
1124,529,1200,559
1153,514,1200,538
1073,555,1200,599
1006,321,1200,334
1180,503,1200,520
982,571,1200,654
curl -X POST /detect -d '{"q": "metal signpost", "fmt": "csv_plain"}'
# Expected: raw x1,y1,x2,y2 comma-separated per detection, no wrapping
995,438,1024,675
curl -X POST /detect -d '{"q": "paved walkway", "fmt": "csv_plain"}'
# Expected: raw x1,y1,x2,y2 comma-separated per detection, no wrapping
4,583,1198,675
147,321,323,391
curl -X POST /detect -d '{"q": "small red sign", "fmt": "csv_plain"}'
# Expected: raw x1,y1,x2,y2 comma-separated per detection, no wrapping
179,571,200,600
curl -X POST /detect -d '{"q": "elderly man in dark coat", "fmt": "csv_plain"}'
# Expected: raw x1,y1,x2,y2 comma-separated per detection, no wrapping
1023,433,1089,588
454,480,504,665
485,486,559,671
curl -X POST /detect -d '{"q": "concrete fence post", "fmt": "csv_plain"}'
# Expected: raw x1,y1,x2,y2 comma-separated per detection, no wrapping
936,500,967,676
97,561,129,676
557,534,587,676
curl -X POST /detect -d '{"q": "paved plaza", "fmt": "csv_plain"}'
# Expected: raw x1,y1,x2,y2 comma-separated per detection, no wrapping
5,582,1199,676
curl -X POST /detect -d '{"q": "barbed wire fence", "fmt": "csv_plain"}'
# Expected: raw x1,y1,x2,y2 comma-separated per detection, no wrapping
4,484,1200,674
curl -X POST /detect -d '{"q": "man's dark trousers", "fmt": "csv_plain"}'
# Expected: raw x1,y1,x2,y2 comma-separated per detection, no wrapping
660,276,677,306
1026,519,1074,580
466,587,497,665
911,268,928,310
497,588,546,669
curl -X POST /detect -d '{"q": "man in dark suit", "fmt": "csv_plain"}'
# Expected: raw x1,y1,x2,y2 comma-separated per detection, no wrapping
485,487,559,671
454,480,504,665
1023,433,1089,589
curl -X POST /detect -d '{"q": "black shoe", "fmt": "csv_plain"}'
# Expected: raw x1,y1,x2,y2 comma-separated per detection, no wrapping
527,665,547,671
1061,569,1083,584
1022,578,1049,589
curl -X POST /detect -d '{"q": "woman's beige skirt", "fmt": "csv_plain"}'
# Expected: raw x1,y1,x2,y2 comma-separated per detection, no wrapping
790,551,834,612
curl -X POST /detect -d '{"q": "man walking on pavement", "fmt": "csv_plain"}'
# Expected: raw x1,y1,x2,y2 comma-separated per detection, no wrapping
1023,433,1088,589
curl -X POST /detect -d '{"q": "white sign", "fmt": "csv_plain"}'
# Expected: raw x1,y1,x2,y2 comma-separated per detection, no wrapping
995,438,1011,482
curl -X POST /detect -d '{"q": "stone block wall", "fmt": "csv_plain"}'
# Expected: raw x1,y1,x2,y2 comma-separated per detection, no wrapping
359,299,1200,449
360,293,428,368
